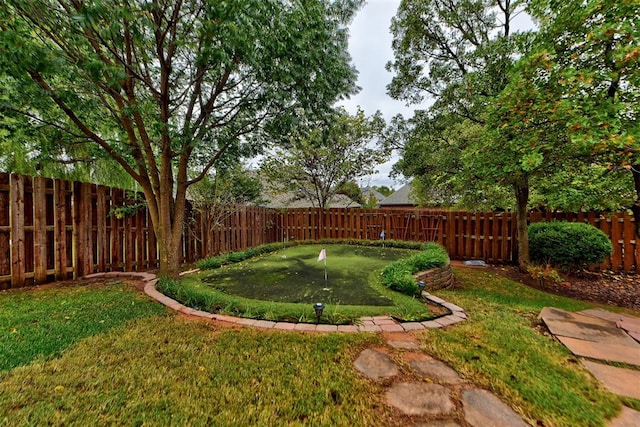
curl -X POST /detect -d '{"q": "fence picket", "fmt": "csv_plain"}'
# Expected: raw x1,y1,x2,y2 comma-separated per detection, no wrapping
0,171,638,288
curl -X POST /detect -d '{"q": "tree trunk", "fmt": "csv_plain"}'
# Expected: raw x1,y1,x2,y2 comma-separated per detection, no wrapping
514,177,530,271
632,165,640,238
142,172,185,279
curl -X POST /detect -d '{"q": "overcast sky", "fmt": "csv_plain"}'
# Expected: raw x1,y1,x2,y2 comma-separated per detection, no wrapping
339,0,407,190
340,0,535,190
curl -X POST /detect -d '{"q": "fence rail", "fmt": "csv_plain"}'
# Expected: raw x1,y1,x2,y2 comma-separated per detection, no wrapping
1,172,637,289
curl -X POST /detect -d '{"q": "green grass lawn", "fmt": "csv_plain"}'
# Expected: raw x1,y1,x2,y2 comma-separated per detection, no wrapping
0,299,382,426
417,266,635,427
0,282,166,372
0,268,636,426
202,244,412,305
161,244,435,323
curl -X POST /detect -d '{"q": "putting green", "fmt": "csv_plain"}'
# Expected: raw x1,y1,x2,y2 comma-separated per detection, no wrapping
202,244,417,306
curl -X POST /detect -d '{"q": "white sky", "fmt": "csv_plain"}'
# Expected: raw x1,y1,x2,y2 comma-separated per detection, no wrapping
339,0,407,190
340,0,536,190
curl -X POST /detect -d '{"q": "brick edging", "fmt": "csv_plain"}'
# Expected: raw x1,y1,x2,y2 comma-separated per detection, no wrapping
82,271,467,333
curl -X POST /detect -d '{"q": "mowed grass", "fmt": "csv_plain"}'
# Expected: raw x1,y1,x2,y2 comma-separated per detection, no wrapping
0,315,383,426
163,244,434,323
0,282,166,372
2,267,636,426
419,267,625,427
201,244,413,305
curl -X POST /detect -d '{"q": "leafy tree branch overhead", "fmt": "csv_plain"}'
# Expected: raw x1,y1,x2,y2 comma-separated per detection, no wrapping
0,0,363,276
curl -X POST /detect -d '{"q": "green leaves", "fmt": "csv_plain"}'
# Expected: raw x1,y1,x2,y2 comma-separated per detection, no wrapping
0,0,365,275
260,106,386,208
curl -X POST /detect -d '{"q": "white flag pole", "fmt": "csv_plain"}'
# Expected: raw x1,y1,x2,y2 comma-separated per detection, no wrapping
318,247,327,283
324,253,327,283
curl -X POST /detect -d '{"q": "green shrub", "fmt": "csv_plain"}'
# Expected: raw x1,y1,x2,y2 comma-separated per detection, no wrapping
381,243,449,296
196,257,223,270
195,239,430,271
528,221,613,270
412,244,449,271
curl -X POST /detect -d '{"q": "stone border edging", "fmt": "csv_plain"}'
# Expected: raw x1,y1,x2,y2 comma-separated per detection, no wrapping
82,271,467,333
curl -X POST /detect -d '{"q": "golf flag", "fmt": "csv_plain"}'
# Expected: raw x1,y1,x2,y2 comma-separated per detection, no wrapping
317,248,326,262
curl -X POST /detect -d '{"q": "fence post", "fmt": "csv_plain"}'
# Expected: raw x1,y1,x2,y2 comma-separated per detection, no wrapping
10,174,26,287
33,176,47,284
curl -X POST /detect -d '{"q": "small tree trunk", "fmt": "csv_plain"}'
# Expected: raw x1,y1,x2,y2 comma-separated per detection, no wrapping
514,177,530,271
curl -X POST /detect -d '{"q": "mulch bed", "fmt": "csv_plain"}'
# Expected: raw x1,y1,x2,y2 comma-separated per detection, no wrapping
486,265,640,313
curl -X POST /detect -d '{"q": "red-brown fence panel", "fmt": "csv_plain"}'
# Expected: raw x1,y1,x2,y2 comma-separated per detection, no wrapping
0,171,637,289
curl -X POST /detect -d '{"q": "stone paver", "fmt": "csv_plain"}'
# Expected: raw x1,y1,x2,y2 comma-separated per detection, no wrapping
293,323,317,331
441,302,464,312
542,307,640,368
421,320,443,328
273,322,296,330
253,320,276,329
579,308,629,323
424,294,448,304
434,316,460,327
373,318,397,325
618,317,640,334
542,317,636,346
582,360,640,400
354,349,398,380
541,307,614,325
401,322,426,331
380,324,405,332
557,336,640,367
358,324,382,333
408,360,463,385
462,388,528,427
385,382,455,416
608,407,640,427
316,324,338,332
236,318,258,326
413,421,461,427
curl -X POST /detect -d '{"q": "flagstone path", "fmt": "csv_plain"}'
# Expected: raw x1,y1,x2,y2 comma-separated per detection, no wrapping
354,331,529,426
540,307,640,426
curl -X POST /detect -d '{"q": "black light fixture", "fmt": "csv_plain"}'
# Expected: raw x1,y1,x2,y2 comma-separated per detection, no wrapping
417,281,426,296
314,302,324,323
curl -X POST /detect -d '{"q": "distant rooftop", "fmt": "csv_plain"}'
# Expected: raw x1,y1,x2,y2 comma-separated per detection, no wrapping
378,182,417,206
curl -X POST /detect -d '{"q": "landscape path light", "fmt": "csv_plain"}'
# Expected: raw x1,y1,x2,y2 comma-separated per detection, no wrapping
313,302,324,324
417,280,426,297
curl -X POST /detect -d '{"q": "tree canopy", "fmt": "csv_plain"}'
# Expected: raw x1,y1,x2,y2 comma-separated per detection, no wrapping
387,0,640,267
0,0,363,275
260,106,385,209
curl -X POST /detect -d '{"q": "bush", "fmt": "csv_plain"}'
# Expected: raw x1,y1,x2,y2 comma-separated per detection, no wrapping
195,239,430,271
381,243,449,296
528,221,613,270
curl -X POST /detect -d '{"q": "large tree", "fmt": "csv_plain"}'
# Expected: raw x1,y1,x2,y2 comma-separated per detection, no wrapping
386,0,536,266
260,106,385,208
0,0,362,276
521,0,640,234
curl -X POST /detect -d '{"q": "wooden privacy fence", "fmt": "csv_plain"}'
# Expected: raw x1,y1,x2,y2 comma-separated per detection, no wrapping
1,172,638,289
0,173,277,290
274,208,639,272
